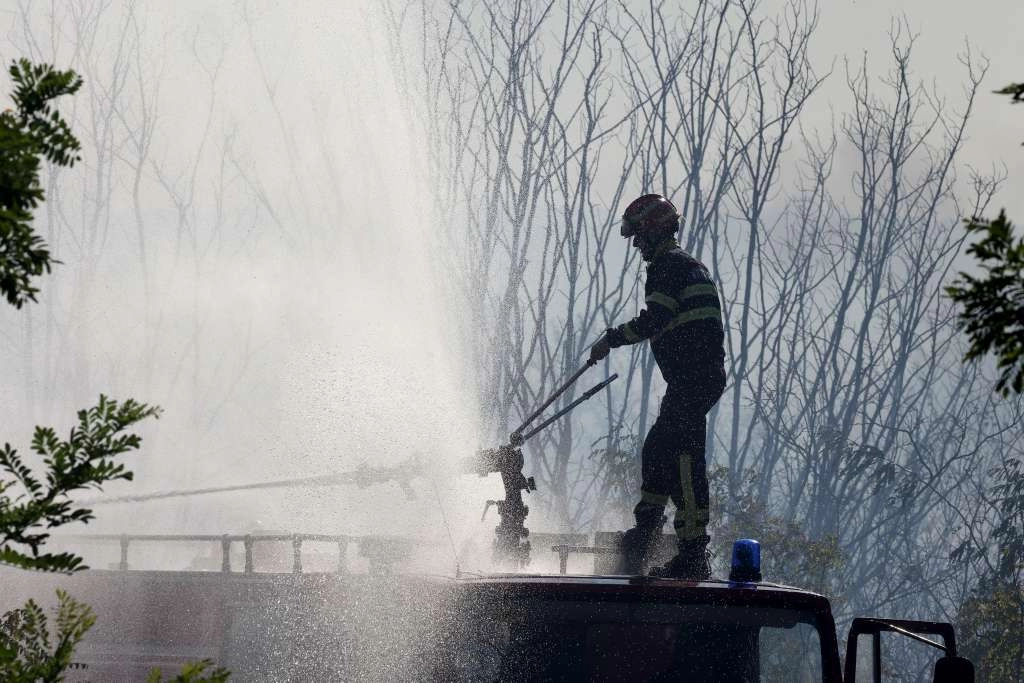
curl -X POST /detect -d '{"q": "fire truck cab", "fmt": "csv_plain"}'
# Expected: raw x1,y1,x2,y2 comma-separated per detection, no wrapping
430,540,974,682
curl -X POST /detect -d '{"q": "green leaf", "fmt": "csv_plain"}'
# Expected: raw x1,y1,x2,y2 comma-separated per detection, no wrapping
2,396,160,573
0,59,81,308
948,210,1024,396
0,590,94,680
146,659,232,682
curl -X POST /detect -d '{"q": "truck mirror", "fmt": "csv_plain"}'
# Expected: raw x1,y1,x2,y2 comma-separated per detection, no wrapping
845,618,974,683
933,655,974,683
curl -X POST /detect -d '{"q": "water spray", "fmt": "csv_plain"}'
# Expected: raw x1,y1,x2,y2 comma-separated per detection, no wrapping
80,459,424,506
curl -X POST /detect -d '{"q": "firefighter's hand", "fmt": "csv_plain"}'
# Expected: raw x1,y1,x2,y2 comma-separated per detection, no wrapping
589,336,611,364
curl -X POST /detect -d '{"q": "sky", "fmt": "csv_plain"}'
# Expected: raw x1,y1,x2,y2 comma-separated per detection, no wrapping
806,0,1023,218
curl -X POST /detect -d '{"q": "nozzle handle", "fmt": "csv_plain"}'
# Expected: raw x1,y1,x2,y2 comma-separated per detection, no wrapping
519,374,618,443
511,361,595,442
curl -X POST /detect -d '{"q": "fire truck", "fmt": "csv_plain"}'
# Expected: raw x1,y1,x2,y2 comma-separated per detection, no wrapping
10,534,974,681
425,540,974,682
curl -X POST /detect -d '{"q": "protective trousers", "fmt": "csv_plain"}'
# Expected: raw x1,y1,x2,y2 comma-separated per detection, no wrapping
632,375,725,546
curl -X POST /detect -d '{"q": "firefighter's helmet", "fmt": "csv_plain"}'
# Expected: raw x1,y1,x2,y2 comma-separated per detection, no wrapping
620,194,680,238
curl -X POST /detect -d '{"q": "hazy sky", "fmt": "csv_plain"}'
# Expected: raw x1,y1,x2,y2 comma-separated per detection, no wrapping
806,0,1023,217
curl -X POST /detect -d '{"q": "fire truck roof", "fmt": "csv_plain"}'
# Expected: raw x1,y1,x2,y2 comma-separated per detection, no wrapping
452,573,834,615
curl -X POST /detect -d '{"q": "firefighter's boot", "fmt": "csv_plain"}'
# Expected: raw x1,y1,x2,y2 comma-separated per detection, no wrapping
613,522,663,575
649,536,711,580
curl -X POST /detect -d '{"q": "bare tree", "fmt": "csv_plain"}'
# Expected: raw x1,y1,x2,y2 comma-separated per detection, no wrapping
391,0,1024,639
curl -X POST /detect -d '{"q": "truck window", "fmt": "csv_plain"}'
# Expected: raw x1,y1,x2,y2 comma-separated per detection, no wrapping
433,598,824,682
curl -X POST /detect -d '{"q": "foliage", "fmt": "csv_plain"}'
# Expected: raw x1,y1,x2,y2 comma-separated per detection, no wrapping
145,659,232,683
0,57,229,683
994,82,1024,102
946,211,1024,395
950,456,1024,680
940,77,1024,682
0,589,94,683
948,80,1024,395
957,579,1024,683
994,81,1023,145
991,457,1024,579
0,59,82,308
0,62,161,572
708,467,844,597
0,395,162,572
0,591,230,683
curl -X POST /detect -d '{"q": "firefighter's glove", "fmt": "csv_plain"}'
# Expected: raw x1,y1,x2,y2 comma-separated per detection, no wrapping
589,335,611,364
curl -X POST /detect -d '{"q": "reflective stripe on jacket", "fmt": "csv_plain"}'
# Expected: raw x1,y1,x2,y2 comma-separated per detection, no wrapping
606,237,725,383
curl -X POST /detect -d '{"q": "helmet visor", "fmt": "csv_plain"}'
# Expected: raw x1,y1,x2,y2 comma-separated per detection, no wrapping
620,216,639,238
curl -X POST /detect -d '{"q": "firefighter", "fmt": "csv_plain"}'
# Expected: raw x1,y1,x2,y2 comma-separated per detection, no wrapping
590,194,726,579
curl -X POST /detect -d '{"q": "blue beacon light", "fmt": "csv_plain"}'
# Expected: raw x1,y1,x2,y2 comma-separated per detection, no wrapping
729,539,762,583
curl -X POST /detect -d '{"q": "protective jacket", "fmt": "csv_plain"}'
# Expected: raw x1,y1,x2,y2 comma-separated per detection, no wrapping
605,237,725,383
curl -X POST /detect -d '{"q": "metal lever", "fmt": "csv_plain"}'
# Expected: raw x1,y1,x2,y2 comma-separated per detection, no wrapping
510,360,596,444
519,374,618,443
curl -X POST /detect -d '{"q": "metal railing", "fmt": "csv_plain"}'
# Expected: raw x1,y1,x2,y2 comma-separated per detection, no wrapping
55,533,414,574
54,532,627,575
